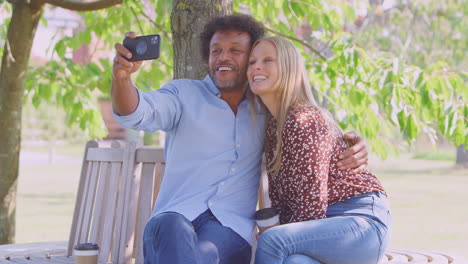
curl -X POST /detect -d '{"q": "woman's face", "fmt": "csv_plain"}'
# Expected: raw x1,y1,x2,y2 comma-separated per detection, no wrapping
247,41,279,98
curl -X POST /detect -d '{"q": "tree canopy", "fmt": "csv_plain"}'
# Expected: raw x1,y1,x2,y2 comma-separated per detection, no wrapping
5,0,463,157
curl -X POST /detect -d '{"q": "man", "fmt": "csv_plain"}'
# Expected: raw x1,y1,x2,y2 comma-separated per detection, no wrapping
112,14,369,264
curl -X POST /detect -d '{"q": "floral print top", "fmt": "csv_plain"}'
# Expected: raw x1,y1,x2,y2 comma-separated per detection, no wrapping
266,104,386,224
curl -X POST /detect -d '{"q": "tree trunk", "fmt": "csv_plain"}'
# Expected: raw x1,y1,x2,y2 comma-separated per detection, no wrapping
456,145,468,168
171,0,233,80
0,1,44,244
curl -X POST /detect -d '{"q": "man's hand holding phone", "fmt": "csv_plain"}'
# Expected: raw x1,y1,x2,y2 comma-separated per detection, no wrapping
113,32,144,80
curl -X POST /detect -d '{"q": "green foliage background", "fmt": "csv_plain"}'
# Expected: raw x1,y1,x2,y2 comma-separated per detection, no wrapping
1,0,466,157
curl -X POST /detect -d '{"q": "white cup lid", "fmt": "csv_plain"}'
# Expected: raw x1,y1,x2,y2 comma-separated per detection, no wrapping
73,249,99,256
256,214,279,227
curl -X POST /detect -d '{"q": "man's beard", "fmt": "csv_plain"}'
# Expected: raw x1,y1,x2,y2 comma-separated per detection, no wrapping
210,66,247,91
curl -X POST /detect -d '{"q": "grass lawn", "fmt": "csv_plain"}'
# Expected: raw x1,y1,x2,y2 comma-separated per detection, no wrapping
15,146,468,258
369,155,468,258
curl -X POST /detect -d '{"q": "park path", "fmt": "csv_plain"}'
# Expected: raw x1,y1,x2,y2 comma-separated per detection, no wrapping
19,151,81,165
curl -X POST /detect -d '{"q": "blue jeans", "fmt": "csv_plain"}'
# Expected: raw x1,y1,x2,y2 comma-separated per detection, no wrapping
255,192,392,264
143,209,252,264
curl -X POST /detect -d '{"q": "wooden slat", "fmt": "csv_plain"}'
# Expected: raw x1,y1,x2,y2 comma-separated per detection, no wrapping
118,141,138,264
98,161,123,263
86,148,125,162
111,171,126,264
112,142,136,264
258,162,270,209
79,161,101,243
381,248,461,264
0,241,67,259
74,159,98,246
384,250,410,262
389,249,430,263
134,163,156,264
390,249,449,264
122,162,143,264
151,163,164,208
135,147,164,163
48,256,76,263
29,256,69,263
89,161,111,244
2,258,39,263
67,140,98,256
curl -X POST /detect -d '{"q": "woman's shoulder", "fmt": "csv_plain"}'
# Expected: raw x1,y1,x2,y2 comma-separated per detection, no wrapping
286,104,325,127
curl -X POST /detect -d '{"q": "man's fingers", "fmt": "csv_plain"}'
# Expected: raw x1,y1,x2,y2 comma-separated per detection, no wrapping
349,164,368,175
338,157,368,170
133,60,143,68
339,139,367,159
124,31,138,39
338,149,368,168
343,131,357,140
339,142,362,159
340,131,369,171
114,54,133,68
114,43,132,59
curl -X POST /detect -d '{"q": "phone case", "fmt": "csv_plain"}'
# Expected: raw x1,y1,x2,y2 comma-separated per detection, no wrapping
123,34,161,61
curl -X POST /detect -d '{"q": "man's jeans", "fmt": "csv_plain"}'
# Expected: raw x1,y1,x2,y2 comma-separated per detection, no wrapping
255,192,392,264
143,209,252,264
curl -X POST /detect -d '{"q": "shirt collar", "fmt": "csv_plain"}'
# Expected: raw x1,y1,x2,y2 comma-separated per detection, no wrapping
203,75,221,98
203,75,252,103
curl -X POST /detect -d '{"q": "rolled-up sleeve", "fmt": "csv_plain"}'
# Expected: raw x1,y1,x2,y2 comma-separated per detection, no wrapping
113,83,182,133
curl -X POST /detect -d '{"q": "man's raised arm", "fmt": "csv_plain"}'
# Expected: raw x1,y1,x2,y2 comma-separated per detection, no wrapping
111,32,142,116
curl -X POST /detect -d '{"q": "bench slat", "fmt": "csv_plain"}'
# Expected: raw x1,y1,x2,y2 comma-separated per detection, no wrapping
79,161,100,243
89,162,110,244
114,142,136,264
86,148,124,162
135,163,157,264
135,148,164,163
98,161,123,263
123,148,142,264
68,141,98,256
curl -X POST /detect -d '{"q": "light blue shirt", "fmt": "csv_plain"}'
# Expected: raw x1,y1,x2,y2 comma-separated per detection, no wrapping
113,75,265,245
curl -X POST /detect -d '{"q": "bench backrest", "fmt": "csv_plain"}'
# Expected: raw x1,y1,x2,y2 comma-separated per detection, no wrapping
67,141,165,264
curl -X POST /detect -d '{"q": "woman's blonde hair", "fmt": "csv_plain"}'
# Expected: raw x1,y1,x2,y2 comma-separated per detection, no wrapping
251,36,342,176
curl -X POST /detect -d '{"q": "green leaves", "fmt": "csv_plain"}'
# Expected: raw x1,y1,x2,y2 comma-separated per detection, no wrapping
11,0,467,153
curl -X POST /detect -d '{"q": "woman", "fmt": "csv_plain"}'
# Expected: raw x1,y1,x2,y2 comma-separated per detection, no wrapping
247,36,392,264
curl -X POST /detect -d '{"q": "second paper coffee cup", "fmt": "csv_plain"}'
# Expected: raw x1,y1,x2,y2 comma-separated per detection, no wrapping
254,207,279,234
73,243,99,264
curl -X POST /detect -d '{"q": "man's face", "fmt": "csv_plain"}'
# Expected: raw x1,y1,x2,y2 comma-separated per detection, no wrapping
208,30,251,91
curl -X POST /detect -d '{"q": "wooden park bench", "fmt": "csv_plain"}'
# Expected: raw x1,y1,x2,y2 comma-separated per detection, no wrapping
0,140,465,263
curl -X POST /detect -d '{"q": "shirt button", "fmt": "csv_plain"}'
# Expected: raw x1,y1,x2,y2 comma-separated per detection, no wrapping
220,181,225,186
208,201,213,206
236,144,241,148
231,168,236,172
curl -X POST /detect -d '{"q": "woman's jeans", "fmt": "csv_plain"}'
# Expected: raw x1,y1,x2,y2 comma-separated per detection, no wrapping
255,192,392,264
143,209,251,264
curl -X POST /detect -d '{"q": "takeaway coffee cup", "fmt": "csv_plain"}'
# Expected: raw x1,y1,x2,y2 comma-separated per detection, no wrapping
254,207,280,234
73,243,99,264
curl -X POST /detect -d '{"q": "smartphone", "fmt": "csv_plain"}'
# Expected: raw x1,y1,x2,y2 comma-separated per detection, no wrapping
123,34,161,61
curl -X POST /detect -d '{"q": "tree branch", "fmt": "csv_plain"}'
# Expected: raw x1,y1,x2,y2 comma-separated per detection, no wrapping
133,3,171,39
130,5,145,35
264,25,327,60
40,0,122,11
